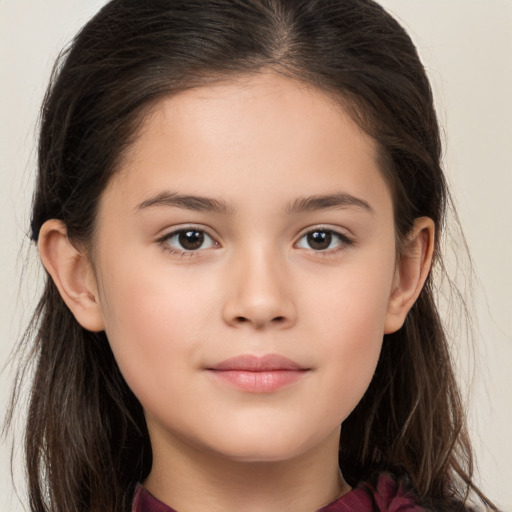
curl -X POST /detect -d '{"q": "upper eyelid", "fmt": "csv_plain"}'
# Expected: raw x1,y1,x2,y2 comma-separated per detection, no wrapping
155,224,353,246
157,224,220,241
295,225,353,240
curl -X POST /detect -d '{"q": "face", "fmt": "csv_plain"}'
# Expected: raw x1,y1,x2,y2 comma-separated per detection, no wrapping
91,72,399,465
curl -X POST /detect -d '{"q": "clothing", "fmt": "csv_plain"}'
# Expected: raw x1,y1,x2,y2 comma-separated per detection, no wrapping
132,472,426,511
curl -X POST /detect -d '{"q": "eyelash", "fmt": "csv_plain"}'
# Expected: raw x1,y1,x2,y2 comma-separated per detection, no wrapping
156,226,354,257
157,226,219,258
295,227,354,255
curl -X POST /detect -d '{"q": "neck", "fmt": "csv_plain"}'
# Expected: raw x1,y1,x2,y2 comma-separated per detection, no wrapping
144,427,349,512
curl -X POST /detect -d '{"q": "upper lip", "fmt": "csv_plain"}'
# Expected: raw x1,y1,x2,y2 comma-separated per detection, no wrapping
207,354,306,372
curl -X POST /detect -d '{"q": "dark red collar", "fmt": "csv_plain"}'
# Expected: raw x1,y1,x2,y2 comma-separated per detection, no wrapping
132,473,425,511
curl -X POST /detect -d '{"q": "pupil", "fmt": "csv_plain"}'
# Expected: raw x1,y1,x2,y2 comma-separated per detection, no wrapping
307,231,331,250
179,230,204,250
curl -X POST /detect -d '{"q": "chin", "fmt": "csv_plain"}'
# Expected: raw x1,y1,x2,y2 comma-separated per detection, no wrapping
214,445,305,464
200,425,327,464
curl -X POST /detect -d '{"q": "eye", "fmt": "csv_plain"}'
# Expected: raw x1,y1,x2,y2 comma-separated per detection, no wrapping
296,228,352,252
160,228,217,253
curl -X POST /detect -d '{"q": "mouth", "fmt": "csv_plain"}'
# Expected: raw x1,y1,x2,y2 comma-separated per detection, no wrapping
205,354,310,393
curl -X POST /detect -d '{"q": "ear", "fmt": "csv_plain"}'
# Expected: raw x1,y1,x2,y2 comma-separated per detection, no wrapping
384,217,435,334
38,219,105,332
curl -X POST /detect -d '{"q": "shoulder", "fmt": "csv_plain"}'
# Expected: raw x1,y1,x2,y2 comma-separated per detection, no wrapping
319,472,426,512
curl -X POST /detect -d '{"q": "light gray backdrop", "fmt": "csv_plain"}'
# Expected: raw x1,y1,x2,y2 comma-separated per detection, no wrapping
1,1,511,510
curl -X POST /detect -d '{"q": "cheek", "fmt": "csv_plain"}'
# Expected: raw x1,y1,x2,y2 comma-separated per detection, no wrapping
303,254,394,339
95,253,213,405
302,261,395,417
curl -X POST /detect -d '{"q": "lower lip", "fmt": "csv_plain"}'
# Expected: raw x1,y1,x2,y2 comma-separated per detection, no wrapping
207,369,308,393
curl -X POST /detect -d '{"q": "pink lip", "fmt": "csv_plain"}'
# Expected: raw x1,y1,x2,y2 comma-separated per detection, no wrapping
206,354,309,393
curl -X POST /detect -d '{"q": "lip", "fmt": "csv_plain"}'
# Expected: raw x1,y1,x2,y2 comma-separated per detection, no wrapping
206,354,310,393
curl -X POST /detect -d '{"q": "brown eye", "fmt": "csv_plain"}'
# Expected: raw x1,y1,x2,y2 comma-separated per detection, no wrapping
178,230,204,250
296,228,352,252
307,230,332,250
161,228,216,253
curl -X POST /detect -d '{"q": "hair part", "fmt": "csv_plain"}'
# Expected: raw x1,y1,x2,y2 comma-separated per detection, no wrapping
8,0,497,510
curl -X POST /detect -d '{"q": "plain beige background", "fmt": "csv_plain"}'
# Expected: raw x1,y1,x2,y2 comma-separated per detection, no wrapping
1,1,511,510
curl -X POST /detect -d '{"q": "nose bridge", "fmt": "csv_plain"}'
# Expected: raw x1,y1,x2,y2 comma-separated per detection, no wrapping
222,242,296,329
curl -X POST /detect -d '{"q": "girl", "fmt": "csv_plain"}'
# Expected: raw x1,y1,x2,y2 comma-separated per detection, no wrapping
6,0,500,511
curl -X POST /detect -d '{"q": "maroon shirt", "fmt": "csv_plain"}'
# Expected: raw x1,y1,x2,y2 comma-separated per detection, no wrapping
132,473,426,511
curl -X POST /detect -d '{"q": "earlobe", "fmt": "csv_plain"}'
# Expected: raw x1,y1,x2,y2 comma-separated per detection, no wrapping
384,217,435,334
38,219,105,332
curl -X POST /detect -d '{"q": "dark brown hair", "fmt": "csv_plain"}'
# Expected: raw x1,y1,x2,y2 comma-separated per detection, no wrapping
8,0,497,510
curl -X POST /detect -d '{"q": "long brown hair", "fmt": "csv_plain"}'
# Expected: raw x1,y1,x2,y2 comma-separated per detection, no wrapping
7,0,497,510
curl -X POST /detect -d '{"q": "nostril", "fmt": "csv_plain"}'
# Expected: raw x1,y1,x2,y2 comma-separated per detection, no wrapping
233,315,286,326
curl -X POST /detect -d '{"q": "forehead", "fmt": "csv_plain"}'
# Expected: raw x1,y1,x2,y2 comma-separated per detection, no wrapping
104,72,391,215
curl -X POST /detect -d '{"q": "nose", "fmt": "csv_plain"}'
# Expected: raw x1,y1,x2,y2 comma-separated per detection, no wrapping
221,247,297,330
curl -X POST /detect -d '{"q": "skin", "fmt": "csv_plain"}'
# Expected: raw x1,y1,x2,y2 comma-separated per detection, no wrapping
39,72,434,512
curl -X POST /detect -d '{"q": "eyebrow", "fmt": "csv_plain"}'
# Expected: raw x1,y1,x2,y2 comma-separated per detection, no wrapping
285,193,374,215
135,191,373,216
135,192,232,214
